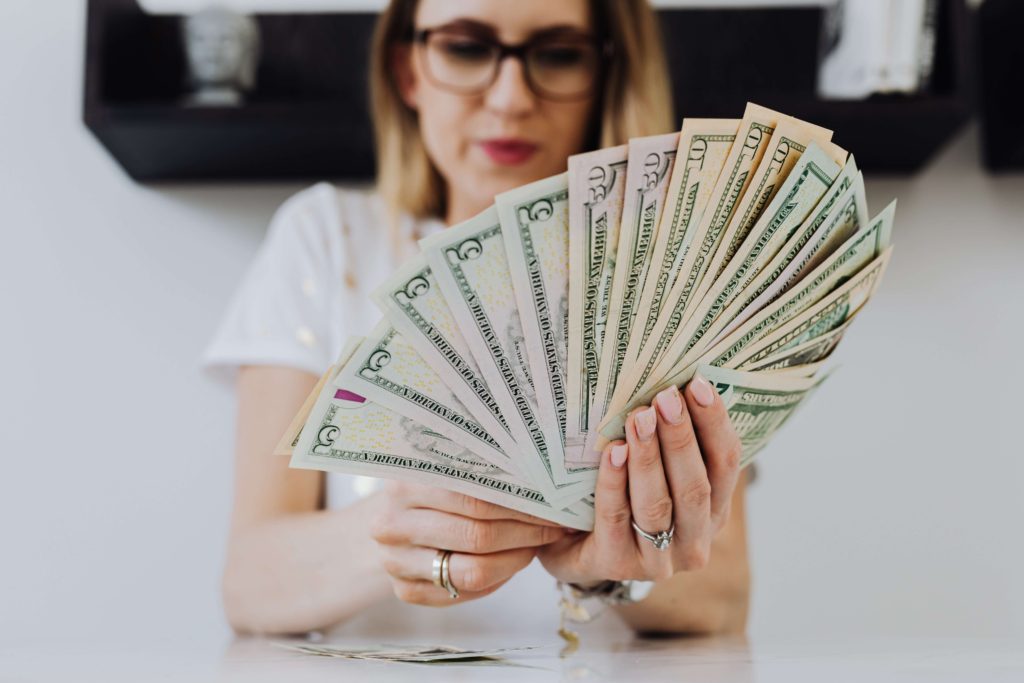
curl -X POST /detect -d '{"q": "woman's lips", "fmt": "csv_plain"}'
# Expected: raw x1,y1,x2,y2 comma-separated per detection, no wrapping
478,139,538,165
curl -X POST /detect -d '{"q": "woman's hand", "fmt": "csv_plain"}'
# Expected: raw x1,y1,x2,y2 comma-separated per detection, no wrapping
371,481,571,606
539,374,743,586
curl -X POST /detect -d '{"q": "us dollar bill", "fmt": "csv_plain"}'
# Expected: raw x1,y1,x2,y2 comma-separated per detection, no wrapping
628,141,847,393
274,336,363,457
496,173,590,484
421,207,589,507
698,364,826,467
597,204,894,446
622,119,739,370
715,166,870,342
741,317,855,371
334,320,518,476
585,132,678,462
372,255,524,468
290,371,594,529
728,249,891,370
592,105,784,438
701,203,896,371
566,145,628,465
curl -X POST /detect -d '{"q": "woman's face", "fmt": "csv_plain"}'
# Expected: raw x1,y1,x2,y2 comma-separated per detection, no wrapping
397,0,598,219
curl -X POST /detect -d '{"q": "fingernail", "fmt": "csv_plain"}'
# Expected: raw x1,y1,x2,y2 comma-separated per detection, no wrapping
655,386,684,425
610,444,628,468
634,406,657,442
690,373,715,407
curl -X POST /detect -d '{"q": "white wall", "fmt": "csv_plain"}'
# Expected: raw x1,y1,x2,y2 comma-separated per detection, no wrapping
1,0,1021,650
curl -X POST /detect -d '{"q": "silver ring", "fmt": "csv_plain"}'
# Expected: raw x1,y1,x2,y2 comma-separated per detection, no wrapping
431,549,446,588
632,520,675,551
439,550,459,599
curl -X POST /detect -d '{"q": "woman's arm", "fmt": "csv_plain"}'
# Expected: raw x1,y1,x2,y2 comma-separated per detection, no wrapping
222,365,392,635
614,474,750,635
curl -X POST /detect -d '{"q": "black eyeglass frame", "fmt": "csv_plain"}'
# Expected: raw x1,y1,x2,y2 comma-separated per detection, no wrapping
411,27,613,102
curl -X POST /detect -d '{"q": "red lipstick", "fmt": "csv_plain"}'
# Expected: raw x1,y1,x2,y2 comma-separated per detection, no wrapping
479,138,538,165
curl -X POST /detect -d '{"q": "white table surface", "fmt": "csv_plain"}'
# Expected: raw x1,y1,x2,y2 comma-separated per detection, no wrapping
4,624,1023,682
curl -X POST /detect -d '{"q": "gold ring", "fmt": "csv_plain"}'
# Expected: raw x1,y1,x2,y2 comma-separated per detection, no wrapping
431,549,447,588
439,550,459,599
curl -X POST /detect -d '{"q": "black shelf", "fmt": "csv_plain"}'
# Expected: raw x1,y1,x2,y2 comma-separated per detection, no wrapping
84,0,973,183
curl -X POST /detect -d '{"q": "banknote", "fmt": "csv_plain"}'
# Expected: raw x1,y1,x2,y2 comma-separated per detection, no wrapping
616,141,846,407
727,249,892,370
741,316,854,371
585,132,678,463
698,364,825,467
372,255,524,467
586,106,785,449
421,208,589,507
566,145,628,465
290,366,594,529
597,204,894,445
274,336,363,457
334,320,518,476
701,206,895,372
496,173,588,484
622,119,739,370
714,164,869,341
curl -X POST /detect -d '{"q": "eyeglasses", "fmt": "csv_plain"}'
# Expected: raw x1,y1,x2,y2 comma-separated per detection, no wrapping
412,26,609,102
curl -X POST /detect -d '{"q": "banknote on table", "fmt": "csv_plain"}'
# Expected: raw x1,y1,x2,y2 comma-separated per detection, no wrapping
566,144,628,467
584,131,678,462
421,207,589,507
275,641,540,663
372,255,525,473
698,364,826,467
290,361,594,529
496,173,587,485
333,319,518,476
588,105,785,448
274,336,364,456
627,141,848,395
621,119,739,373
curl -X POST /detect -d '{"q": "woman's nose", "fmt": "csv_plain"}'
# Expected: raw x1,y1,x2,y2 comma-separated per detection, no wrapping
483,56,537,117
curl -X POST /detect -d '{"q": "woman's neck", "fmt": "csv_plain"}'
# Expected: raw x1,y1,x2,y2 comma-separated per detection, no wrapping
443,189,490,228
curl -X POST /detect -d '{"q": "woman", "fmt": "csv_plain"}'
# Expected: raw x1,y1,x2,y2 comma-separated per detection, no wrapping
204,0,750,637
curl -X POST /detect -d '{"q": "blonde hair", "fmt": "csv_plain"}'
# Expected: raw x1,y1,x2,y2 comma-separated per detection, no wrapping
369,0,675,224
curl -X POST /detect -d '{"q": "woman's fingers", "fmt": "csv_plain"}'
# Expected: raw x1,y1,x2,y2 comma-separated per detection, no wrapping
390,578,507,607
372,508,568,554
379,544,536,593
383,481,563,527
685,373,743,533
590,440,640,579
653,384,713,571
625,406,675,577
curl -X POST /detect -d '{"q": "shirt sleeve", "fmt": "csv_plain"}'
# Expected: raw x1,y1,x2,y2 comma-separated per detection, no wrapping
201,184,340,386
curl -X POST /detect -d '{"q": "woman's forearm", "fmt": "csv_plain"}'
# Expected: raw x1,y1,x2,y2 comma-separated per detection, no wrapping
222,493,392,635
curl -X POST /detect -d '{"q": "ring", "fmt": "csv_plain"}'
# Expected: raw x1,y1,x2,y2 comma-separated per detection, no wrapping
632,520,675,551
440,550,459,599
431,549,447,588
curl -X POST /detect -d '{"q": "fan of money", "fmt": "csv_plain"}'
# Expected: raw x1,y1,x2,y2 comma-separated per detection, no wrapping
280,102,895,531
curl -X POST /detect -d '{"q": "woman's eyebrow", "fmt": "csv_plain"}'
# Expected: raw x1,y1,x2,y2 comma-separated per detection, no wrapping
427,18,592,41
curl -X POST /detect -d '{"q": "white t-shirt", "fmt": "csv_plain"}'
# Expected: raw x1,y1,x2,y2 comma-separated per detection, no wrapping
203,183,578,636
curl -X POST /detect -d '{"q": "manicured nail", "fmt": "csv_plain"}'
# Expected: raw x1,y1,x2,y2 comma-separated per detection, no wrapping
634,406,657,442
610,444,628,468
655,386,684,425
690,373,715,407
